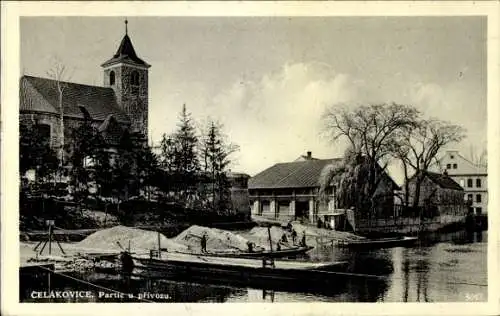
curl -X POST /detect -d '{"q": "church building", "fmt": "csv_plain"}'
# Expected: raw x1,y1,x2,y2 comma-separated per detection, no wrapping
20,20,150,156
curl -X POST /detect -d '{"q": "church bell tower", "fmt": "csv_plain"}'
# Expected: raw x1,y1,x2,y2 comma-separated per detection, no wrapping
101,20,150,138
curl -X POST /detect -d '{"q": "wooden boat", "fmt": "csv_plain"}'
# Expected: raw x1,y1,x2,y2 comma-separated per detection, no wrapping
176,246,314,259
337,236,418,249
130,251,348,289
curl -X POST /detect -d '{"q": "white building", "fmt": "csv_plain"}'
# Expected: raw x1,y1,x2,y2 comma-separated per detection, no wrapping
439,150,487,215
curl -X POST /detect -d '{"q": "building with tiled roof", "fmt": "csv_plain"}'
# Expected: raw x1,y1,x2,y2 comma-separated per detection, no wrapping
248,152,398,224
405,170,466,218
20,20,150,155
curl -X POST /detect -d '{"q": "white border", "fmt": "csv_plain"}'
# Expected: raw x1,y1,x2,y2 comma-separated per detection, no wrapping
2,2,499,316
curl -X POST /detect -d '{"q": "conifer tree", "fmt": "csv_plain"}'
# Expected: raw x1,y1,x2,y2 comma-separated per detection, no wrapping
159,104,200,202
200,120,239,213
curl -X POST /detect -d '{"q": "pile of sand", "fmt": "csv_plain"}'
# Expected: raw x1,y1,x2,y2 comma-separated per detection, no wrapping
288,222,366,242
173,225,253,252
74,225,188,254
82,210,119,226
242,226,294,250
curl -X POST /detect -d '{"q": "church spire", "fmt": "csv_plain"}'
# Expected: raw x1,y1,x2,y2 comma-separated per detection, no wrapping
101,19,150,68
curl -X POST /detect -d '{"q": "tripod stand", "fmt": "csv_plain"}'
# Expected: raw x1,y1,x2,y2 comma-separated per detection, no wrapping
33,220,66,256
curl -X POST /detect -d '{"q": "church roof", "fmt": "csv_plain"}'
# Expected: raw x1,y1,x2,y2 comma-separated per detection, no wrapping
20,75,130,123
98,114,125,145
101,34,150,68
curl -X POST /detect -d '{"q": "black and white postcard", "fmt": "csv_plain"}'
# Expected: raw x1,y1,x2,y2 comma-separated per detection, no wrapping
1,1,499,316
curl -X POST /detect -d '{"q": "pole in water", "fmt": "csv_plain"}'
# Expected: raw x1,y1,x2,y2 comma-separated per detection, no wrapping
48,222,53,255
157,230,161,259
267,226,273,253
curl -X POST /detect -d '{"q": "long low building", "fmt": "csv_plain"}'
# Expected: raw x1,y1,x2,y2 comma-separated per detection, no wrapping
248,152,398,224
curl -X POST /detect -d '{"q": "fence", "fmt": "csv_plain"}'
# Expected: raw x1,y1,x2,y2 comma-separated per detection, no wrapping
346,203,468,235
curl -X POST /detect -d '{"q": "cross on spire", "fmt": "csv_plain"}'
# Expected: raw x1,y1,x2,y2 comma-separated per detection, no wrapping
125,18,128,35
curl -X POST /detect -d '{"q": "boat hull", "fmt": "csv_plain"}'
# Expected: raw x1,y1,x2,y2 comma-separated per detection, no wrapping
178,246,314,259
130,253,348,290
337,236,418,249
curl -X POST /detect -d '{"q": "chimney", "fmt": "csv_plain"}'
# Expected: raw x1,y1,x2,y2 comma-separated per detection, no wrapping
307,151,312,159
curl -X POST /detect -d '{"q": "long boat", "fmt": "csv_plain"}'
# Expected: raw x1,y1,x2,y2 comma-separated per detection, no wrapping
337,236,418,249
130,251,348,289
176,246,314,259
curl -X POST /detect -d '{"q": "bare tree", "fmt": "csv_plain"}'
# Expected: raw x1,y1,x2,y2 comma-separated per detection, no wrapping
322,103,419,212
467,144,487,167
46,58,73,171
396,119,465,207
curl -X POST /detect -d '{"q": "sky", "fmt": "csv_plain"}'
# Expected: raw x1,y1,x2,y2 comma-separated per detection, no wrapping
20,17,487,183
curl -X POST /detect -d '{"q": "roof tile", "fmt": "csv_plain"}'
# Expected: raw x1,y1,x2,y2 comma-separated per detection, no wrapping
249,159,341,189
20,75,130,123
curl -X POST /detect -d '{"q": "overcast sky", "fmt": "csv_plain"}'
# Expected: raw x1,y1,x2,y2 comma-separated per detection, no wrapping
21,17,487,182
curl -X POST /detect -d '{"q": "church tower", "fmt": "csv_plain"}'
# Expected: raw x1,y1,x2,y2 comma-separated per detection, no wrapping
101,20,150,137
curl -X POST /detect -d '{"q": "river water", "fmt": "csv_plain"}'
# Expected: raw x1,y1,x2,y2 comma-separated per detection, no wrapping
20,230,487,303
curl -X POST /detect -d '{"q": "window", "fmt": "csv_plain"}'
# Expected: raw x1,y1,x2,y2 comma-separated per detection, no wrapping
475,207,482,215
131,71,140,86
476,194,482,203
450,155,454,159
130,71,140,94
446,164,451,169
476,178,482,188
35,124,51,146
467,194,473,201
460,179,465,187
453,163,457,169
467,179,473,188
109,71,115,85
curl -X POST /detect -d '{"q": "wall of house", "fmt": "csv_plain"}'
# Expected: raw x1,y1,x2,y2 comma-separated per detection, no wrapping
407,176,435,206
441,150,488,214
230,188,250,219
450,174,488,214
436,187,467,216
249,187,323,223
20,112,62,149
406,176,465,216
227,174,251,219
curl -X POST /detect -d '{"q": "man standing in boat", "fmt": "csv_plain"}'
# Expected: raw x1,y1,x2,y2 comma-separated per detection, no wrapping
291,229,297,245
300,231,307,247
247,241,254,253
200,233,208,253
